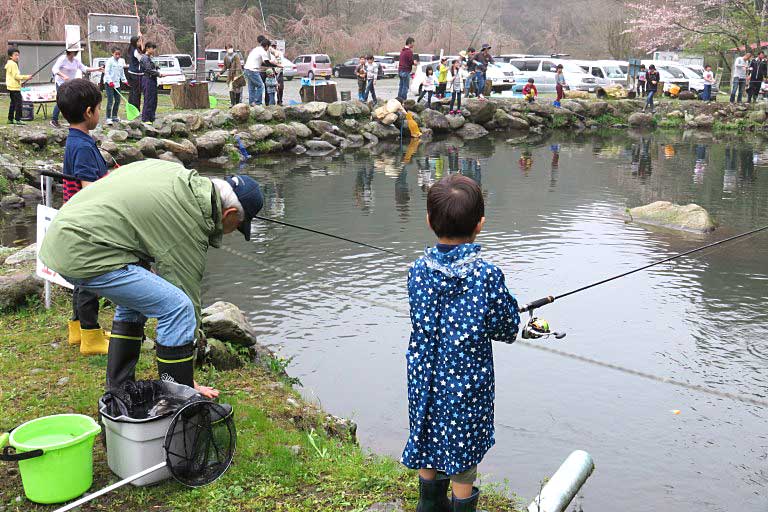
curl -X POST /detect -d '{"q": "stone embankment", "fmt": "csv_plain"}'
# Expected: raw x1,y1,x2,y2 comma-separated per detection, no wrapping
2,97,768,209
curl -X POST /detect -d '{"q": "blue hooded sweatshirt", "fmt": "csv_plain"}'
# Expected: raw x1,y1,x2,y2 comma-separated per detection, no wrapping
401,243,520,475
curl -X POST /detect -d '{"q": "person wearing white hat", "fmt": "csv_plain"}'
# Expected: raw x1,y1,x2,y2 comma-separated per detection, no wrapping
50,44,103,128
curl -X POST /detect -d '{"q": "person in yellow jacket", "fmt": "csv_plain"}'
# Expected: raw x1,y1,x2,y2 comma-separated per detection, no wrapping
5,48,31,125
437,56,449,98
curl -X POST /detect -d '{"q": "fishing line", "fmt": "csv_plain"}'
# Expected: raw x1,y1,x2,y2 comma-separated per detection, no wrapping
21,29,101,85
32,168,768,406
520,224,768,312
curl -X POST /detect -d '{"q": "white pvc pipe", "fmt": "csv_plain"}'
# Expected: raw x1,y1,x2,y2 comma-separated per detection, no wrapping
528,450,595,512
53,462,167,512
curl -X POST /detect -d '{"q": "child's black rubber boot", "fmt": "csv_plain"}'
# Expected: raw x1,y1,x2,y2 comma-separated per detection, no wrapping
451,487,480,512
416,476,451,512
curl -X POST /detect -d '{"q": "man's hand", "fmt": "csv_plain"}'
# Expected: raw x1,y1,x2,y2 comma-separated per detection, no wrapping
194,381,219,399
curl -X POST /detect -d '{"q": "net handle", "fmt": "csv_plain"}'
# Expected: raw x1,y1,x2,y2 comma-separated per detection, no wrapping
53,462,167,512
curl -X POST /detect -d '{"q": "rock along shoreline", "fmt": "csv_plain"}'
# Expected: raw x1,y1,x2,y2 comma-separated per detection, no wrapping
2,96,768,209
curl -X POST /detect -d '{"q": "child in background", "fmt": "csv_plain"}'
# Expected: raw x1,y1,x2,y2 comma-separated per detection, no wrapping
637,64,646,96
57,79,110,355
265,68,278,105
364,54,378,104
139,42,160,125
418,66,436,108
702,65,715,102
448,59,465,115
554,64,566,107
437,56,449,98
523,78,538,103
356,56,367,101
103,47,128,125
5,47,30,125
401,174,520,512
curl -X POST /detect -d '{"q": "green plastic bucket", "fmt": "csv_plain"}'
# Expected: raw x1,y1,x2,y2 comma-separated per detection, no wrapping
0,414,101,504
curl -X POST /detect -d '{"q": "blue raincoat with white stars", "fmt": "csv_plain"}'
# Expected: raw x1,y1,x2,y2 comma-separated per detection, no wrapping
401,243,520,475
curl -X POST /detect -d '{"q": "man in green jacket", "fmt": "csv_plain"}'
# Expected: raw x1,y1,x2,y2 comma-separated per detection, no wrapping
40,160,263,398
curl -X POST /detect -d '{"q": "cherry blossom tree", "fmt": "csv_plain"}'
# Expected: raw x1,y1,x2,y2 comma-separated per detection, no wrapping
626,0,768,53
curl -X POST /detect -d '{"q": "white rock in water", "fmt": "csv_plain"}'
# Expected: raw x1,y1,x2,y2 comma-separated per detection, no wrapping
628,201,716,233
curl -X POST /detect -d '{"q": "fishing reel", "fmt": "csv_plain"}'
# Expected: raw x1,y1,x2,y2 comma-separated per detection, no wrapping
521,310,566,340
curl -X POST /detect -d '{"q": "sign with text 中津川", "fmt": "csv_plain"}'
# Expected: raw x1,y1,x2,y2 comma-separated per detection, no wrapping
87,13,139,43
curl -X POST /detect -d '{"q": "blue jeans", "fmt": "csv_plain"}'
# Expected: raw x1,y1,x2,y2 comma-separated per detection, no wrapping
397,71,411,100
475,73,486,96
465,73,476,97
646,90,656,109
52,84,61,121
245,69,264,105
364,79,377,103
702,84,712,101
266,91,276,105
730,77,745,103
105,85,121,119
64,264,195,347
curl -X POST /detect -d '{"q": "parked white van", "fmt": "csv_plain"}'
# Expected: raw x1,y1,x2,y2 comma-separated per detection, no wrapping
573,60,628,87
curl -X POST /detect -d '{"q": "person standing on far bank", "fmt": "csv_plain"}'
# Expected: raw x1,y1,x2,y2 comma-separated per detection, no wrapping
643,64,660,113
244,36,267,106
139,42,160,124
223,44,244,106
50,45,103,128
398,37,415,102
730,51,750,103
126,36,144,112
746,51,766,103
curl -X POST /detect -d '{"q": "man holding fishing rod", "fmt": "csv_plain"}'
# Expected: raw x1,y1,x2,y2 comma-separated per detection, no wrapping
39,161,264,398
50,44,103,128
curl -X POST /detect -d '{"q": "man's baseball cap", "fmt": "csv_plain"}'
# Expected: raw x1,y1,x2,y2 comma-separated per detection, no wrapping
225,175,263,241
481,43,492,50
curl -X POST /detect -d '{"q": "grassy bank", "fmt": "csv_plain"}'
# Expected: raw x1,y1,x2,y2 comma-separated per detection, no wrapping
0,283,521,511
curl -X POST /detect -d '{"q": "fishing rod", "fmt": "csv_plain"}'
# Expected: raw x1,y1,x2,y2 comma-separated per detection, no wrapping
520,223,768,313
36,169,403,256
21,29,100,85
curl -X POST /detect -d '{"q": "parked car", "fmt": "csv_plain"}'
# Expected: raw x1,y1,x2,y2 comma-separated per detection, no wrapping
572,60,628,87
281,59,297,80
205,49,227,82
160,53,194,78
505,57,598,92
293,54,332,79
385,52,441,66
332,58,383,79
659,63,717,97
374,56,397,77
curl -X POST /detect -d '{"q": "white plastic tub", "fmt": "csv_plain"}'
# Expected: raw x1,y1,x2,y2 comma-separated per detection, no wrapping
99,382,199,486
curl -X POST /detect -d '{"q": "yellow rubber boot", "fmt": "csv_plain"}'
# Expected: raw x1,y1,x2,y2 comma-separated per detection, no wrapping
68,320,81,345
80,328,109,356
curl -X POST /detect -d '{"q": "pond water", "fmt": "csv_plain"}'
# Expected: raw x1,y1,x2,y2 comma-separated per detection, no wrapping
6,131,767,510
203,131,768,511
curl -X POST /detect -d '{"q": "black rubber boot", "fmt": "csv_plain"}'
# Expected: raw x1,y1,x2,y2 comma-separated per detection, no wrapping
229,91,237,106
106,321,144,391
156,343,195,387
451,488,480,512
416,476,451,512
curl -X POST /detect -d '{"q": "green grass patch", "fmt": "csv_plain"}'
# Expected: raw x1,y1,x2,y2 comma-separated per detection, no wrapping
713,118,762,133
656,117,683,130
592,113,626,126
0,290,523,511
550,113,571,129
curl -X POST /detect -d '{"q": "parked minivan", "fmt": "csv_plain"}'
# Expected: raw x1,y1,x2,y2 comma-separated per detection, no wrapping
573,60,628,87
293,54,332,79
503,56,600,92
161,53,194,78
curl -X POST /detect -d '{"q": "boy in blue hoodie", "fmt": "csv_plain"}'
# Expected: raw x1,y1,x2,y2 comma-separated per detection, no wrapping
401,174,520,511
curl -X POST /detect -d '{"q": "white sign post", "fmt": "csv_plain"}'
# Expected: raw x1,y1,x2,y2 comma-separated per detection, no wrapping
36,204,73,291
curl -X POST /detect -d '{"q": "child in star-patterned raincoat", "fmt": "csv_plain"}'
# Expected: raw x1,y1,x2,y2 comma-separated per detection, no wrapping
401,174,520,512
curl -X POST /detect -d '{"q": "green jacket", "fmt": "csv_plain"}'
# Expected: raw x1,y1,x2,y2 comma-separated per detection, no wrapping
39,160,223,323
